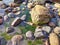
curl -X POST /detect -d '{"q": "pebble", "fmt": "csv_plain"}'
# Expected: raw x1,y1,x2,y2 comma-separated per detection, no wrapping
4,15,9,21
35,26,42,32
42,26,51,33
34,31,44,38
20,15,26,21
54,27,60,35
48,22,56,27
26,31,34,39
8,13,15,18
6,27,15,33
11,17,22,27
16,7,20,11
11,35,23,45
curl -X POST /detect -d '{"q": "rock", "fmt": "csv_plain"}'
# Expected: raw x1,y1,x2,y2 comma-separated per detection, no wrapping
14,11,21,15
11,35,23,45
26,31,34,39
35,26,42,32
22,2,26,5
0,16,3,25
48,22,56,27
4,15,9,21
0,36,7,45
30,5,50,25
12,8,17,13
34,31,44,38
54,3,60,9
9,2,19,7
5,7,13,13
27,3,33,9
11,17,23,27
16,7,20,11
1,4,7,9
54,27,60,35
20,15,26,21
8,13,15,18
6,27,15,33
33,0,46,4
49,33,59,45
42,26,51,33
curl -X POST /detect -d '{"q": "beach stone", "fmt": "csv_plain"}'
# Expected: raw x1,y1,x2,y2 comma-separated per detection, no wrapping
27,3,33,9
26,31,34,39
9,2,19,7
8,13,15,18
42,26,51,33
35,26,42,32
4,15,9,21
1,4,7,9
12,8,17,13
5,7,13,13
48,22,56,27
54,27,60,35
6,27,15,33
11,17,22,27
34,31,44,38
30,5,50,25
20,15,26,21
16,7,20,11
11,35,23,45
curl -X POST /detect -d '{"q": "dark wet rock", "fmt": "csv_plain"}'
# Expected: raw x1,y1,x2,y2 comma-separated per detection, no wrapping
26,31,34,40
34,26,49,38
0,36,7,45
6,27,15,33
11,17,23,27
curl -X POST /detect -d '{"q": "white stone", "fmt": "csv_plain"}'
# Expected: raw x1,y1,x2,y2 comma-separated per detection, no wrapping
4,15,9,21
34,32,44,38
35,26,42,32
42,26,51,33
26,31,33,38
20,15,26,21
